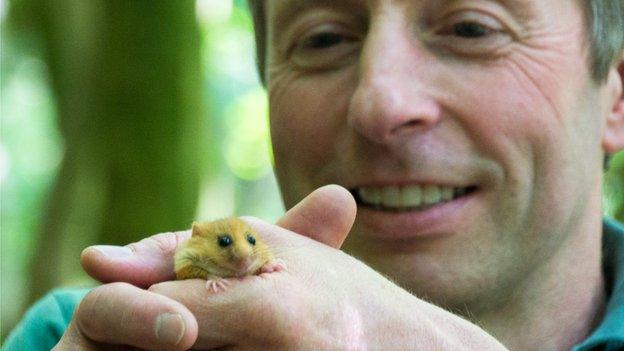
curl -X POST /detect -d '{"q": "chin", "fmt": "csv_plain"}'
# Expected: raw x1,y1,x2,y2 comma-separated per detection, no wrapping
345,236,503,314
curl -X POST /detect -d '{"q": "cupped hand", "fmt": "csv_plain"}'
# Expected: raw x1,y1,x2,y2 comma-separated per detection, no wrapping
53,282,198,350
54,185,355,350
65,184,506,350
80,184,355,288
148,217,507,350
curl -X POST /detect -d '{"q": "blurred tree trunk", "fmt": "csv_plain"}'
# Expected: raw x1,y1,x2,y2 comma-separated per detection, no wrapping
24,0,208,303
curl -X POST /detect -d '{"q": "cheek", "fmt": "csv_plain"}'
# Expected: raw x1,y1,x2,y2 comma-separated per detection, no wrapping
444,49,600,235
447,48,592,179
270,84,335,164
269,70,356,201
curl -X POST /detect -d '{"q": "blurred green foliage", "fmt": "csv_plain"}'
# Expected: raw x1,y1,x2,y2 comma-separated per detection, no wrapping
1,0,282,341
605,152,624,222
224,89,272,180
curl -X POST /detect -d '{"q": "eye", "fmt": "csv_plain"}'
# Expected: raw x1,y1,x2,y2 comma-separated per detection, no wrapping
246,233,256,246
287,22,361,71
301,32,346,50
452,21,491,38
218,234,232,247
425,9,512,58
432,10,505,39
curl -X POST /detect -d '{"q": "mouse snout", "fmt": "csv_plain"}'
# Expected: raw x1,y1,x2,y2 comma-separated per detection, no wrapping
234,256,254,270
229,244,256,274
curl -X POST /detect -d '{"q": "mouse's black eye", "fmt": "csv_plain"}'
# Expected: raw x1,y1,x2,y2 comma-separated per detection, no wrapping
218,234,232,247
246,233,256,246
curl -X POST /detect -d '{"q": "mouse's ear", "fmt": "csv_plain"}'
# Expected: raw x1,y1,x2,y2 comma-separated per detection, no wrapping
191,221,201,237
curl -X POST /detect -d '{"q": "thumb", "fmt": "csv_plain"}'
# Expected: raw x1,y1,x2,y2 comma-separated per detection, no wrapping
275,184,357,249
81,230,191,288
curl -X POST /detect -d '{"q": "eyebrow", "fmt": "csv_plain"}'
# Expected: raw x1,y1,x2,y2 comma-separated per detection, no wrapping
436,0,536,21
271,0,530,21
269,0,534,41
269,0,366,39
272,0,365,21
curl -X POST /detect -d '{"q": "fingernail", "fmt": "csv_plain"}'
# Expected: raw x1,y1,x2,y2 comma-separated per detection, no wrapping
90,245,133,258
155,313,185,346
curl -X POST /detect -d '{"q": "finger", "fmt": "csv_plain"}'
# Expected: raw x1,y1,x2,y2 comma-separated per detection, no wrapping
76,282,198,351
54,321,130,351
276,184,357,248
53,318,99,350
148,278,276,350
149,280,229,349
81,230,191,287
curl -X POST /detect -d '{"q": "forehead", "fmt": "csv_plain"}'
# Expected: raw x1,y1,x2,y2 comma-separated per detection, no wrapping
261,0,564,27
271,0,365,13
268,0,539,16
264,0,582,47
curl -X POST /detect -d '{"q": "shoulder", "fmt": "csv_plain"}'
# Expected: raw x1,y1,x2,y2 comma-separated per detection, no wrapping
2,287,91,351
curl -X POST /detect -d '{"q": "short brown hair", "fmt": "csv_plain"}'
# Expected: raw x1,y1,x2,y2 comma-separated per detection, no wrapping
247,0,624,83
584,0,624,81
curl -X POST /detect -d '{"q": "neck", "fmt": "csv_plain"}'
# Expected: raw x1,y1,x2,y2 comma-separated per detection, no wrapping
479,202,606,351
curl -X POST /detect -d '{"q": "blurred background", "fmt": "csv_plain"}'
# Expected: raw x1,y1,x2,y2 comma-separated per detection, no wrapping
1,0,623,343
1,0,284,340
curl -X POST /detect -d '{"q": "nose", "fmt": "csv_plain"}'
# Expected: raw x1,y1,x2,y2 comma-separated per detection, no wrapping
235,256,253,270
347,18,442,144
232,245,253,267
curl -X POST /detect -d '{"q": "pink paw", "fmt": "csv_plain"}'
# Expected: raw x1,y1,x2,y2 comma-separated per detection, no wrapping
260,258,287,274
206,277,230,293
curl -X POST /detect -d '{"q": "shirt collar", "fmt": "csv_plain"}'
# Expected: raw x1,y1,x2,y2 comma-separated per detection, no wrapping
572,218,624,350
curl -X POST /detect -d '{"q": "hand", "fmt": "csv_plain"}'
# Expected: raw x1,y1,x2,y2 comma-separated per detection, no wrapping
53,281,198,350
70,185,507,350
148,217,507,350
53,184,354,350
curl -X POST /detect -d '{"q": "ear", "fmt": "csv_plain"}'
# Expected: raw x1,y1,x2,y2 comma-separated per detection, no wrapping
191,222,201,237
602,54,624,154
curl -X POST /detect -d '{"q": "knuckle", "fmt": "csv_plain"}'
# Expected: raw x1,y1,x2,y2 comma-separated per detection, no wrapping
147,282,164,293
75,283,131,339
148,232,181,256
75,287,104,339
125,242,140,254
126,231,185,257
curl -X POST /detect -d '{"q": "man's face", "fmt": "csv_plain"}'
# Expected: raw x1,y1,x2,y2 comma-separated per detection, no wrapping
265,0,616,311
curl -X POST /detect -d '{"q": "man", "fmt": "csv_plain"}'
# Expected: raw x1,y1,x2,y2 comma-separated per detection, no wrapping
5,0,624,350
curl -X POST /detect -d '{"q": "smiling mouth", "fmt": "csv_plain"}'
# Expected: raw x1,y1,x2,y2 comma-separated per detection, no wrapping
351,184,478,212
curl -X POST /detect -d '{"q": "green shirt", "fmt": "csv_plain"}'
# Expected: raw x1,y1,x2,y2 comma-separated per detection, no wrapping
3,219,624,350
572,218,624,351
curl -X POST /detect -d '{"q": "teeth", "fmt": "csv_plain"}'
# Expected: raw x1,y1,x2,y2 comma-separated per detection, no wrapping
401,186,422,207
357,185,471,209
359,187,381,204
422,185,441,205
381,186,401,207
441,187,454,201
